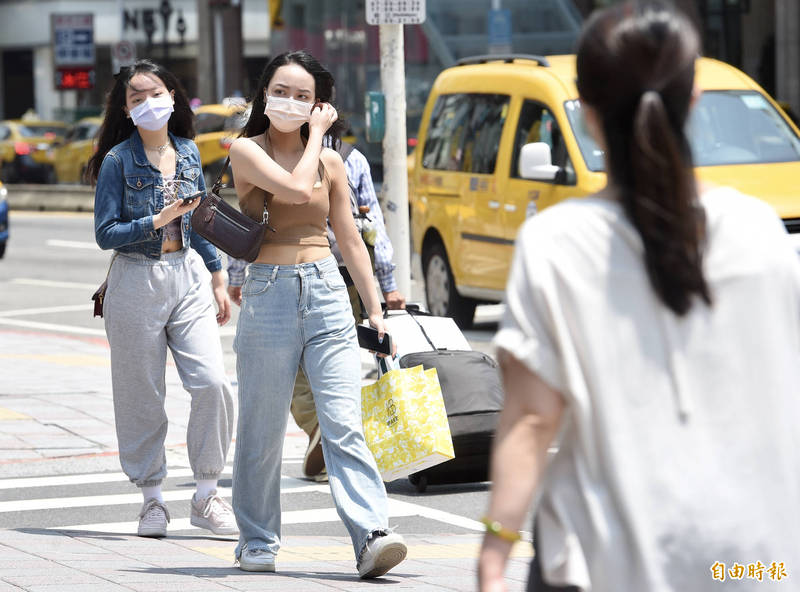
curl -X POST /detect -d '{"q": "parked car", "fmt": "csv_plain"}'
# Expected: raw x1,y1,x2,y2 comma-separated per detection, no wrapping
0,119,67,183
50,116,103,184
194,102,248,187
0,179,8,258
409,54,800,327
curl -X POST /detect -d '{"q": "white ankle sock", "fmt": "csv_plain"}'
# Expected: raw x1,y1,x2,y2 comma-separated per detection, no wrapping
195,479,217,499
142,485,163,503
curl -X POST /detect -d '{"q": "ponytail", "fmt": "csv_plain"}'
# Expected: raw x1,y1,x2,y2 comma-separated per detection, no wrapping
576,1,710,316
620,89,712,315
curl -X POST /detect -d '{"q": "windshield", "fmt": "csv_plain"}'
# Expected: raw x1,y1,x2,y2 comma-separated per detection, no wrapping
565,91,800,172
19,124,66,138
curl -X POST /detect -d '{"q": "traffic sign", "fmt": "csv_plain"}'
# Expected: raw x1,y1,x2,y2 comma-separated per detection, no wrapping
488,9,512,54
366,0,426,25
52,14,95,68
112,41,136,64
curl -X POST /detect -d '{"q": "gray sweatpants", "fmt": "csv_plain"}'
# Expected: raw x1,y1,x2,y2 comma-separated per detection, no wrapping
104,249,234,487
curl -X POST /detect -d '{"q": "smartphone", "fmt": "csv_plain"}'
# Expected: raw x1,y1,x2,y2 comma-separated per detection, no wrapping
182,191,203,204
357,324,392,356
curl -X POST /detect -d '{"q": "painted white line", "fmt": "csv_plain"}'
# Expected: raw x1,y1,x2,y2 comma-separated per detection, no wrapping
46,239,100,250
388,498,483,532
10,278,99,290
0,318,106,336
0,467,233,491
0,476,327,513
57,505,421,534
0,304,93,318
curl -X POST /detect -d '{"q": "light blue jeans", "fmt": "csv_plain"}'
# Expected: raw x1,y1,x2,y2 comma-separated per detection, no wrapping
232,255,388,560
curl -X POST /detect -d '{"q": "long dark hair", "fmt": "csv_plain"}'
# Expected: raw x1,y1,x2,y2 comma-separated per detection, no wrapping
86,59,195,184
576,1,711,316
240,50,346,145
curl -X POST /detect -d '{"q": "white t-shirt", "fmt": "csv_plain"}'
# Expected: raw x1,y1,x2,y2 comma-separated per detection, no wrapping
494,187,800,592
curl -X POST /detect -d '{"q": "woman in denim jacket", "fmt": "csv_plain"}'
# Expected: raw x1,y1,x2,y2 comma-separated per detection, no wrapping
87,59,236,539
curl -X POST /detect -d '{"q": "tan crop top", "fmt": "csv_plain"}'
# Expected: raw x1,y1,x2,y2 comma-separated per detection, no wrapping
239,150,330,247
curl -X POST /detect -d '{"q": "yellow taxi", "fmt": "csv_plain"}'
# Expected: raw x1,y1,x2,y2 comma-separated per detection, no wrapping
0,119,67,183
409,54,800,327
51,116,103,184
194,102,248,186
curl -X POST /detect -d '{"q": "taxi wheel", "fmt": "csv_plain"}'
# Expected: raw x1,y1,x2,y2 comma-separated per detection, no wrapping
0,242,5,258
423,243,476,329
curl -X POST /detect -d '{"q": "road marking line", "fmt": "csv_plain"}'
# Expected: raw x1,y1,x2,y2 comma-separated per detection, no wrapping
0,353,109,366
10,278,100,290
56,505,420,534
0,318,106,336
0,477,326,513
0,304,94,317
194,542,533,563
46,239,100,250
0,407,29,420
0,467,233,490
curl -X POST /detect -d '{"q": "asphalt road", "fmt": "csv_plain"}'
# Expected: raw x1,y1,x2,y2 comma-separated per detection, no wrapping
0,210,512,543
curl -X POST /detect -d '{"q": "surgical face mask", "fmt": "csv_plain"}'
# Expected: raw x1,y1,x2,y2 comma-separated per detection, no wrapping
129,94,174,131
264,95,313,132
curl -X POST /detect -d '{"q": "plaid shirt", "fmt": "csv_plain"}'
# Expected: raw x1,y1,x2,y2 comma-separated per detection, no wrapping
227,145,397,292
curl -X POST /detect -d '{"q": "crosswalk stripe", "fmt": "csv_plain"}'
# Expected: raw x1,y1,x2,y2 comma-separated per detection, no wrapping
56,506,418,534
0,477,327,513
0,466,232,490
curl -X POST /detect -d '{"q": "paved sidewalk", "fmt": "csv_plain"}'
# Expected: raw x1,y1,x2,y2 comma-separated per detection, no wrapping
0,328,531,591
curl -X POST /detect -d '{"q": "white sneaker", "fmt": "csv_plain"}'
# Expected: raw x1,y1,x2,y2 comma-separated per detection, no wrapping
237,545,276,572
137,498,169,538
190,490,238,535
357,531,407,578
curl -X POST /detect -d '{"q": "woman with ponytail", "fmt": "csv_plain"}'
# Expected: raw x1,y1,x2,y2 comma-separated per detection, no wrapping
479,2,800,591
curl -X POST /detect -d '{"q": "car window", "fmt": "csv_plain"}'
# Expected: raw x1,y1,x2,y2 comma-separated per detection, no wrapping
689,91,800,165
0,126,9,141
22,124,66,138
422,93,509,173
223,111,248,132
512,100,576,184
566,91,800,172
196,113,226,134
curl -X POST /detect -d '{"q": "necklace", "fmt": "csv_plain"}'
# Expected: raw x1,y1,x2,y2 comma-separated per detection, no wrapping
144,141,171,155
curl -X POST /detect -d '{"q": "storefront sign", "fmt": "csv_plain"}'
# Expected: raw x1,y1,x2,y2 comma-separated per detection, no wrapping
52,13,95,90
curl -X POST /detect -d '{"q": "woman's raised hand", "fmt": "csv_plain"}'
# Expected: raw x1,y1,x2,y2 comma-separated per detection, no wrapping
309,102,338,134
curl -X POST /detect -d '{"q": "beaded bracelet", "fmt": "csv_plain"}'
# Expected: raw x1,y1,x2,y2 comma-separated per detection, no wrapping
480,516,521,543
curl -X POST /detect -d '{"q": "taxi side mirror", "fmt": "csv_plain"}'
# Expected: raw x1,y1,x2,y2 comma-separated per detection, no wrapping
518,142,560,181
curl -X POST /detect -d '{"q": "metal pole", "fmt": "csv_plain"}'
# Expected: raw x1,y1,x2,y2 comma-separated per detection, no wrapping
213,8,225,102
378,23,411,299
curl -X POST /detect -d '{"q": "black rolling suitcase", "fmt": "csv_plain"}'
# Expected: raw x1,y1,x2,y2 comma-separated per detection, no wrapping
396,309,504,492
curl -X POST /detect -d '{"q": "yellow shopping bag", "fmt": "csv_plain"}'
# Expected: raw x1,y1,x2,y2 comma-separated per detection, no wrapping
361,363,455,482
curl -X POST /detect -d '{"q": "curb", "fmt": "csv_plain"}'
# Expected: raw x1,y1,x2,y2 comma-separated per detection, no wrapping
6,184,240,212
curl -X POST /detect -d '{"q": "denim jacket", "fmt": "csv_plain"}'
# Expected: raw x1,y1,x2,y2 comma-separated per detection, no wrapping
94,130,222,272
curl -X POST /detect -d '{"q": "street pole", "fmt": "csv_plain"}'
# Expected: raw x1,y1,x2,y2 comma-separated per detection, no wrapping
378,23,411,299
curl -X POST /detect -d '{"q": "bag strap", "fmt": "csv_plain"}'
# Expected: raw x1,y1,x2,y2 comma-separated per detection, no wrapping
338,141,355,163
404,306,438,352
211,157,230,195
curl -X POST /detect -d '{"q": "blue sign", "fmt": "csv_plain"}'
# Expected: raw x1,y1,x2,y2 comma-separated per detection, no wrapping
488,9,512,49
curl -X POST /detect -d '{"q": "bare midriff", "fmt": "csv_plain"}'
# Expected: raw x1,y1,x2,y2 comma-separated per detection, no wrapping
253,242,331,265
162,238,183,253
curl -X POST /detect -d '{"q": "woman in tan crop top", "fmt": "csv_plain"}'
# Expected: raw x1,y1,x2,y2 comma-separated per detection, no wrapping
226,51,406,578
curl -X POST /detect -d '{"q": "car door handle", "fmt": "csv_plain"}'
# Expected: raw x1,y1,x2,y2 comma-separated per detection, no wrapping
427,187,461,197
504,204,516,212
488,200,500,209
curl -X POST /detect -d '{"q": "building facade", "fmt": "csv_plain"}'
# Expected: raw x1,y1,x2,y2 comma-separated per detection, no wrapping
0,0,271,122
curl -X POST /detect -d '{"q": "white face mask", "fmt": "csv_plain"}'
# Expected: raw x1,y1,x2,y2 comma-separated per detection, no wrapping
129,95,174,131
264,95,313,132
